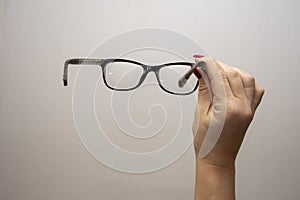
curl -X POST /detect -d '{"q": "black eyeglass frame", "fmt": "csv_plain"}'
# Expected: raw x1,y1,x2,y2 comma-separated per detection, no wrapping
63,58,199,95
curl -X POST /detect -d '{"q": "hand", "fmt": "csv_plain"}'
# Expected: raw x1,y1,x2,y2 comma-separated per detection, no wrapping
193,57,265,167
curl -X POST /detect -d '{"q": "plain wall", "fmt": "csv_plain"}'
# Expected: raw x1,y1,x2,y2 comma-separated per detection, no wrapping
0,0,299,199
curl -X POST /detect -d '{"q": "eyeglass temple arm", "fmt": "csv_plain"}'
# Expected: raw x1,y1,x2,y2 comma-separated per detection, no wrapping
178,61,206,88
63,58,104,86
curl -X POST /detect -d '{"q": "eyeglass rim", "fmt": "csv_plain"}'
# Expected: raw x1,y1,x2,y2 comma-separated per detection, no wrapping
63,58,199,95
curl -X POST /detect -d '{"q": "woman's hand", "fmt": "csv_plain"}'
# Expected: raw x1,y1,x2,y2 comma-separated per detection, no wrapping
193,57,265,167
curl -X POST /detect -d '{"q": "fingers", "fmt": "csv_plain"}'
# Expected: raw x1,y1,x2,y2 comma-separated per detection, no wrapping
198,86,211,115
230,67,256,103
194,57,229,158
195,57,232,102
197,69,208,92
194,58,212,115
217,61,247,100
195,57,265,113
253,82,265,111
217,61,264,111
226,68,246,99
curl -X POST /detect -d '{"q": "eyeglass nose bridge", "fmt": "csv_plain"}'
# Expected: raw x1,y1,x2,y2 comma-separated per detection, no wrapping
138,65,160,85
144,65,158,72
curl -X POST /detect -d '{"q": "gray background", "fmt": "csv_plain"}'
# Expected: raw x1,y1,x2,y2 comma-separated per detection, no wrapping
0,0,299,199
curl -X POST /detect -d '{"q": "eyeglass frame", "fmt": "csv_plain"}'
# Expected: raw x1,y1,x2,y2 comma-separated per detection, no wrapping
63,58,199,95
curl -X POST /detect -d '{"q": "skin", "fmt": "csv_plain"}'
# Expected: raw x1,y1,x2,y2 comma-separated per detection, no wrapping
192,57,265,200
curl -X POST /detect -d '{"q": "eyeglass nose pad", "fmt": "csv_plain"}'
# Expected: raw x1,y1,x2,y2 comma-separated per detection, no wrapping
153,70,165,88
136,65,151,85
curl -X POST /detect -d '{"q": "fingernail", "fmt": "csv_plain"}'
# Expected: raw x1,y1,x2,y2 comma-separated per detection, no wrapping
193,54,205,58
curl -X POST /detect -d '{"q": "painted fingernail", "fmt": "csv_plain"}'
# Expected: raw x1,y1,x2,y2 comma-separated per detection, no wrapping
193,54,205,58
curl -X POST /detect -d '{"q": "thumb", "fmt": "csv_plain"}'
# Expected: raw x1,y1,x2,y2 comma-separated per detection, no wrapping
195,57,229,109
193,57,227,159
193,56,212,116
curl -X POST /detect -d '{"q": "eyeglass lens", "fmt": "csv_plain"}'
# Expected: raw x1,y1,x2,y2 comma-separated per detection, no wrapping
104,61,198,94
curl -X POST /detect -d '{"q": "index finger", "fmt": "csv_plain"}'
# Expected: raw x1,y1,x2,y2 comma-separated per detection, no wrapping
195,57,230,106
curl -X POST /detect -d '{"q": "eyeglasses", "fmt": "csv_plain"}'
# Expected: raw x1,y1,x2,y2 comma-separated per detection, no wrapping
63,58,202,95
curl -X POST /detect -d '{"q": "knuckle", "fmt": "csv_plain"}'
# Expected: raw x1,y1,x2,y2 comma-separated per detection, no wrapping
226,100,254,121
260,87,265,94
227,68,240,78
219,70,228,80
244,108,254,120
257,85,265,96
247,75,255,83
226,100,239,117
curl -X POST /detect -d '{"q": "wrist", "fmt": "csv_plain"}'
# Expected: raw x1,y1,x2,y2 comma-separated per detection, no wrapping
194,158,236,200
195,144,237,168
